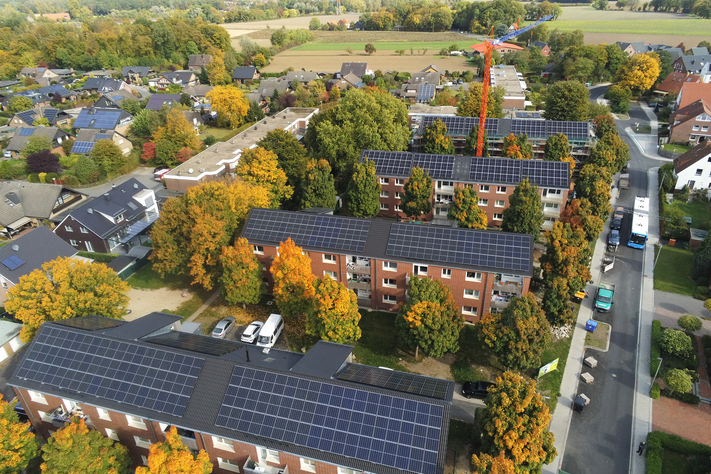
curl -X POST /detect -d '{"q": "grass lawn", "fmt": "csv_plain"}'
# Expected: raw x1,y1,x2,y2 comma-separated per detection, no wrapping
201,122,254,142
127,263,196,290
662,143,693,154
353,310,412,371
661,448,711,474
531,332,574,413
654,246,696,296
667,199,711,229
451,325,504,384
161,294,207,321
551,19,711,36
292,41,470,52
0,241,9,248
632,125,652,134
585,321,611,350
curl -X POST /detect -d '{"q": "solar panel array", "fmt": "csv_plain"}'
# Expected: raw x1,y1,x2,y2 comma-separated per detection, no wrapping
337,364,450,401
421,116,499,135
16,326,204,417
469,157,569,188
94,134,111,141
44,109,59,123
111,94,124,101
216,366,445,474
511,119,546,137
54,315,124,331
71,141,95,154
74,110,121,129
511,119,590,140
520,160,569,188
17,111,35,124
242,209,371,253
361,150,455,179
18,128,34,136
1,254,25,270
417,84,435,102
145,331,242,357
386,224,531,273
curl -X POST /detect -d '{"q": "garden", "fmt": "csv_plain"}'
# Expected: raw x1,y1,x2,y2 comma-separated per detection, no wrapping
646,431,711,474
650,318,702,405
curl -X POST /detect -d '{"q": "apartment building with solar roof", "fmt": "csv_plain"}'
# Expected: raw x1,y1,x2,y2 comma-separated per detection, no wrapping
242,209,534,322
361,150,571,231
10,313,453,474
408,114,595,162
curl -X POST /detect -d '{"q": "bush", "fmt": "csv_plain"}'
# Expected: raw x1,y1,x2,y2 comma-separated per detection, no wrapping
202,135,218,147
647,431,711,474
651,320,662,376
27,173,40,183
694,285,710,300
665,368,693,394
62,175,80,187
678,315,703,332
661,387,700,405
660,328,695,359
650,382,660,399
678,184,690,202
76,251,118,263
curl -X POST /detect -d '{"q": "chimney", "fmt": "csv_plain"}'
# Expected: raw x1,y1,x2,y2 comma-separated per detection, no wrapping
246,349,250,362
104,193,110,200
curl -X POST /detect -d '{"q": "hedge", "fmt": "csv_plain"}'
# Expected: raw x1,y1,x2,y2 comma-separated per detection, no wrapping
650,382,660,399
661,388,700,405
77,251,118,263
646,431,711,474
651,320,662,376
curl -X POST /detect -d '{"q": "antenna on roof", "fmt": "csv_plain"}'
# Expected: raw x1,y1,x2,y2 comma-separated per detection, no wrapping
133,183,138,189
11,244,19,252
88,208,93,214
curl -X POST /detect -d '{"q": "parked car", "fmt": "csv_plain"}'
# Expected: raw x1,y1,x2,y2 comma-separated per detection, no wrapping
608,229,621,247
212,316,236,339
461,381,496,399
153,166,171,181
611,206,624,230
3,150,11,158
240,321,264,344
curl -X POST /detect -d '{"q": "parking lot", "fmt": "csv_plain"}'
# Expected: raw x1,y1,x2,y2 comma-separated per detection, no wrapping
223,322,289,351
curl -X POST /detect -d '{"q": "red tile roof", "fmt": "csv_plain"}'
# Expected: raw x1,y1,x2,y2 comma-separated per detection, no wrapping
679,82,711,109
656,72,702,94
470,42,524,53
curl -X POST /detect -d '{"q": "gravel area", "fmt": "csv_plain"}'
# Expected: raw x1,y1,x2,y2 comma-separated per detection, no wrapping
125,287,194,321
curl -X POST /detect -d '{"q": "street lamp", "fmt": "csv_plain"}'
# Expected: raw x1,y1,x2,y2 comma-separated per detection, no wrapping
653,244,662,270
650,357,663,394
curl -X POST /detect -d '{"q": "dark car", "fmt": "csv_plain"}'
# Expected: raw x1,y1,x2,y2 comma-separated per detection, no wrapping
461,381,496,399
608,229,621,247
611,216,622,230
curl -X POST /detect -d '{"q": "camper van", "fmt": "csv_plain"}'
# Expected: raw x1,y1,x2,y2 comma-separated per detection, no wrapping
256,314,284,349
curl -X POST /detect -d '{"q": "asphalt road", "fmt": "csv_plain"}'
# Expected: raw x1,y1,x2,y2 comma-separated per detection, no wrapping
561,104,653,474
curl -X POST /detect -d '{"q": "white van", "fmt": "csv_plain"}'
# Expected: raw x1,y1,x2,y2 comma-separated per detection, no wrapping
256,314,284,349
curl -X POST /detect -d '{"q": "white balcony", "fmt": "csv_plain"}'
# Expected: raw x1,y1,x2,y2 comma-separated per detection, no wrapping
243,457,288,474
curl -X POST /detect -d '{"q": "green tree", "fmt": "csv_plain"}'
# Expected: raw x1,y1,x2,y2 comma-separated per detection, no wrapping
463,125,489,157
219,237,264,305
575,164,612,218
422,119,455,155
479,293,552,370
401,167,433,220
307,276,362,343
540,221,592,294
542,277,576,327
396,276,464,358
270,29,288,47
7,96,33,113
89,139,126,177
544,133,571,161
365,43,376,54
74,154,100,184
22,135,52,158
258,129,309,204
665,369,693,394
691,233,711,280
605,43,627,77
592,114,618,139
129,109,165,137
269,237,315,321
301,159,337,210
41,418,131,474
502,179,543,235
659,328,694,359
473,372,557,474
448,187,487,229
0,394,39,474
309,17,321,30
559,198,604,243
6,257,129,342
346,159,381,217
457,83,505,119
605,85,632,114
678,315,702,332
543,80,590,121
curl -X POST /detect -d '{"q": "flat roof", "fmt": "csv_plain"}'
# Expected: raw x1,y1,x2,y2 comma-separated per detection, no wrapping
165,108,318,182
490,65,525,100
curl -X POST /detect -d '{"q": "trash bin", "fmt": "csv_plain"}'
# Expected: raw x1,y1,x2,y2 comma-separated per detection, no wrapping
574,395,586,413
586,320,598,332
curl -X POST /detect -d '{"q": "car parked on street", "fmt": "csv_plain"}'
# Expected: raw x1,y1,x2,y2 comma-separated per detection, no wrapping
608,229,621,249
240,321,264,344
611,206,624,230
212,316,236,339
461,381,496,399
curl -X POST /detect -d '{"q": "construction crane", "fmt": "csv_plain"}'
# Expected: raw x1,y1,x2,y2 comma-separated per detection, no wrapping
475,15,554,157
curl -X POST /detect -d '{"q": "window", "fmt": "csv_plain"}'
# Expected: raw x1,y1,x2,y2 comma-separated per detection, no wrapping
116,214,124,222
65,225,73,232
395,179,405,186
383,261,397,271
106,428,119,441
690,135,698,140
69,239,78,246
493,213,503,220
395,192,402,199
383,278,396,288
480,185,490,192
703,126,709,132
339,468,357,474
394,205,402,212
544,202,560,210
1,280,6,288
380,177,389,185
301,458,317,473
213,437,235,452
97,408,111,421
546,189,562,196
380,190,389,198
478,198,488,206
134,436,152,448
29,391,47,404
126,415,146,430
688,180,696,188
118,139,124,144
380,203,389,210
218,458,241,472
441,268,452,278
324,270,338,279
693,125,700,131
464,289,480,299
696,169,703,176
323,254,336,263
85,241,93,252
253,245,264,254
437,180,454,189
462,306,478,315
141,456,148,466
383,294,397,304
79,226,88,233
259,447,279,463
413,264,428,275
495,200,505,207
496,186,507,194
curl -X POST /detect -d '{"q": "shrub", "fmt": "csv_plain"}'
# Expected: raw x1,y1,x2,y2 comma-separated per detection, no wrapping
678,315,703,332
665,368,693,394
27,173,40,183
694,285,710,300
650,382,660,399
661,388,700,405
647,431,711,474
659,328,694,360
696,276,708,286
678,184,690,202
62,175,80,186
76,251,118,263
202,135,218,147
651,320,662,376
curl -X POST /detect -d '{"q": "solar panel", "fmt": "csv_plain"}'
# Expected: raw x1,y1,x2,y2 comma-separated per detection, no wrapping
361,151,455,179
54,315,125,331
512,119,546,138
15,325,204,417
469,157,521,184
386,224,532,273
111,95,123,101
337,364,451,400
94,134,111,141
1,254,25,270
412,153,455,179
520,160,570,188
72,113,94,128
18,128,34,136
144,331,243,357
420,116,499,135
17,111,35,124
417,84,435,102
216,366,446,474
71,141,95,154
44,109,58,123
242,209,371,253
547,120,590,140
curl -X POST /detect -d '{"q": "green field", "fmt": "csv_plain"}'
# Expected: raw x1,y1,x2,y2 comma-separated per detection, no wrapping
654,246,696,296
292,41,477,51
551,19,711,35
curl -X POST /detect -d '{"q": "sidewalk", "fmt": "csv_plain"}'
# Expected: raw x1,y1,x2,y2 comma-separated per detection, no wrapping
185,289,222,323
624,103,673,163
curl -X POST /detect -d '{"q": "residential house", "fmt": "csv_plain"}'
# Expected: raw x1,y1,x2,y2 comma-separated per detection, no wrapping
470,42,523,55
10,107,71,127
149,71,199,91
0,226,78,302
10,312,453,474
41,12,71,21
243,208,533,320
490,65,526,110
363,150,570,230
164,108,318,192
616,41,646,56
37,85,76,102
82,78,130,96
245,92,267,113
530,41,550,56
655,72,703,96
340,62,371,78
6,126,71,158
254,77,290,101
0,182,85,238
54,178,160,253
231,66,260,84
673,54,711,82
182,111,204,132
672,141,711,190
285,70,319,85
188,54,212,72
669,99,711,145
71,129,133,156
0,319,23,363
73,107,134,136
145,94,182,111
392,84,435,104
18,67,60,87
341,73,364,89
182,85,214,108
676,82,711,110
1,90,52,110
47,69,75,81
82,69,116,79
121,66,155,85
421,65,444,77
410,72,440,86
94,90,139,108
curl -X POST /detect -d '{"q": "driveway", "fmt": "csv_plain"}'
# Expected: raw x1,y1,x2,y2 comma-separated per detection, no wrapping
81,167,162,197
654,290,711,336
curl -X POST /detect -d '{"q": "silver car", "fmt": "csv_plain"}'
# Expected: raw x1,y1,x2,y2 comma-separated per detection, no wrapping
212,316,236,339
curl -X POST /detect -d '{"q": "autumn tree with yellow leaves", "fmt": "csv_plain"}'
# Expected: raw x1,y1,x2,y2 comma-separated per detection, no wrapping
502,133,532,160
615,52,661,93
307,275,362,344
6,257,129,342
473,372,557,474
219,237,264,305
421,119,454,155
448,187,487,229
150,180,270,290
153,109,202,153
269,238,315,321
401,167,433,221
206,86,249,129
236,147,293,209
540,221,592,294
41,418,131,474
135,426,212,474
0,394,39,474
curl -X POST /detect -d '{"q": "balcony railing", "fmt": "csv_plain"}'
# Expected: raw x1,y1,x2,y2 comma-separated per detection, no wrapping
346,263,371,275
49,406,91,428
490,295,512,309
493,282,523,295
347,280,371,290
243,456,288,474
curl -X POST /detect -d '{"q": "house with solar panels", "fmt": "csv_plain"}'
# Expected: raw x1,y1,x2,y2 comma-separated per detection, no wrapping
94,89,140,109
53,178,159,253
391,84,436,104
6,126,71,158
150,71,200,91
242,208,533,321
73,107,134,136
361,150,571,230
10,107,71,127
36,85,77,103
121,66,155,85
408,114,595,162
82,78,131,97
71,129,133,156
10,312,454,474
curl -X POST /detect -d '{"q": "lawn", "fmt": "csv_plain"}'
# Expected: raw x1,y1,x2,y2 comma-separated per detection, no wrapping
654,245,696,296
550,19,711,36
292,41,472,52
585,321,611,351
661,448,711,474
201,122,255,142
352,310,412,371
662,143,693,154
161,294,206,321
451,325,504,384
667,199,711,229
127,263,195,290
532,332,574,413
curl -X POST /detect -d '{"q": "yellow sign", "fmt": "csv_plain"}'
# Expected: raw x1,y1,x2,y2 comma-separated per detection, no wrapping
538,358,560,378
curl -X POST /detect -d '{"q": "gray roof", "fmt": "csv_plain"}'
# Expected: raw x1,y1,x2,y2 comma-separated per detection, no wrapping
0,181,75,227
145,94,181,111
160,70,196,85
0,226,77,284
410,72,440,86
531,41,548,49
7,126,70,152
83,78,125,93
256,77,290,99
340,62,368,77
690,47,709,55
678,54,711,74
232,66,259,80
0,320,21,347
121,66,153,78
94,89,137,107
100,312,181,340
285,70,320,83
617,41,645,53
182,85,214,97
290,341,354,378
188,54,212,67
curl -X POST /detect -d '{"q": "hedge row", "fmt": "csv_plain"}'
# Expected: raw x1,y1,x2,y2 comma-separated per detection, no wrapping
647,431,711,474
77,251,118,263
651,320,662,376
661,388,700,405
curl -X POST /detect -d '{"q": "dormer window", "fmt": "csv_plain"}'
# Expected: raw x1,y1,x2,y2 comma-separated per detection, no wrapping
117,213,124,222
